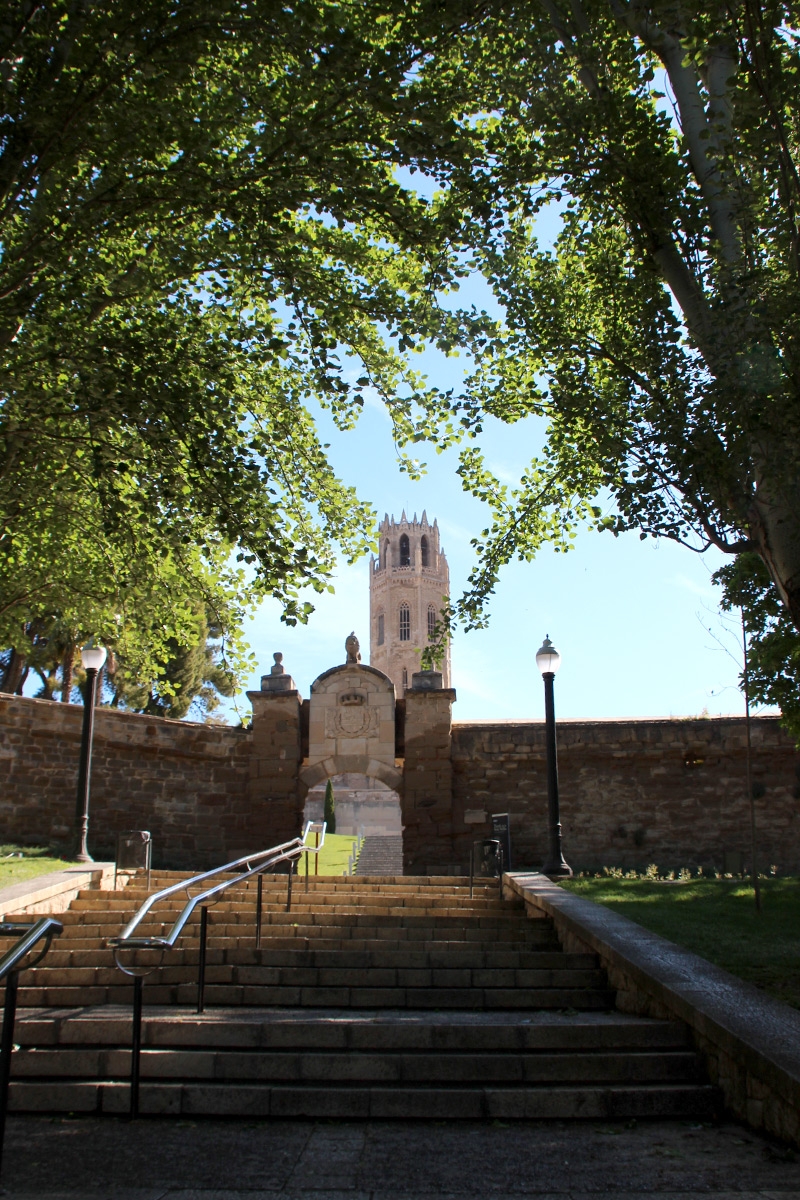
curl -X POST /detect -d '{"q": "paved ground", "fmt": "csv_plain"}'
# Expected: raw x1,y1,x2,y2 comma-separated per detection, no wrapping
1,1116,799,1200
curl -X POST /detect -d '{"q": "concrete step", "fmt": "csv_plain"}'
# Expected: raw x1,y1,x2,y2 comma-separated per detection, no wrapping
12,1047,703,1085
7,1006,715,1120
35,948,592,970
354,836,404,876
11,984,616,1009
69,895,520,915
19,964,609,990
0,864,719,1122
13,1007,695,1051
6,1078,717,1120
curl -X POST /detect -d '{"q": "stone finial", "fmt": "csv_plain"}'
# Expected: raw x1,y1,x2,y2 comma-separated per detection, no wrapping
345,631,361,664
260,651,295,693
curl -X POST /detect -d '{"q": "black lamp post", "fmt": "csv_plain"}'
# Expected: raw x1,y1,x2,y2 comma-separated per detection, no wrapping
74,641,107,863
536,635,572,879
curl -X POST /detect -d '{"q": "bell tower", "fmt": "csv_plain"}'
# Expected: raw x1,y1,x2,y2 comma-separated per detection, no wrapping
369,511,451,695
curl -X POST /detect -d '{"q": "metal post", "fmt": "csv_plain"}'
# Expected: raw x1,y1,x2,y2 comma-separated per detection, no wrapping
742,613,762,913
74,667,99,863
0,971,19,1176
130,974,143,1119
286,860,293,913
305,850,309,891
541,671,572,878
197,907,208,1014
255,874,263,949
315,830,319,875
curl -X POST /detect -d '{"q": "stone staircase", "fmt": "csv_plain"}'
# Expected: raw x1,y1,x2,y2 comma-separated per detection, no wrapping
354,835,403,876
2,873,718,1119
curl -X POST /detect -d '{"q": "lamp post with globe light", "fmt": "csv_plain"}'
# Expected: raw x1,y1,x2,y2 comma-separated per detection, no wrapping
536,635,572,879
74,642,107,863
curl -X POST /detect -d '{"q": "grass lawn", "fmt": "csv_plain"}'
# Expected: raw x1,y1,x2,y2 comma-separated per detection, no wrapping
560,875,800,1010
300,833,361,877
0,845,76,890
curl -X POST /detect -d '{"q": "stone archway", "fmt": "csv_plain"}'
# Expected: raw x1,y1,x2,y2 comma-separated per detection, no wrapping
298,645,402,802
246,635,457,873
304,773,402,836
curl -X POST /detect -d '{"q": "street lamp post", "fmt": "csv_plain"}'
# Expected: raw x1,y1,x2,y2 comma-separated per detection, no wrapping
536,635,572,879
74,642,107,864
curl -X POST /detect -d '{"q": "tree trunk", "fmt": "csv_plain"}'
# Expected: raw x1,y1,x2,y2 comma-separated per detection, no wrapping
0,648,26,694
748,485,800,634
61,643,74,702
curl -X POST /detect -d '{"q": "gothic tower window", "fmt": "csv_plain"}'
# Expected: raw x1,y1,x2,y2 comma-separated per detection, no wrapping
399,534,410,566
402,667,408,691
420,535,429,567
427,604,437,640
382,541,390,568
377,612,384,646
399,603,410,641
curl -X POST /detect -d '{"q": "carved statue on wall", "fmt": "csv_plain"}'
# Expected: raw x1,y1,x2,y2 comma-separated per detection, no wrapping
345,632,361,664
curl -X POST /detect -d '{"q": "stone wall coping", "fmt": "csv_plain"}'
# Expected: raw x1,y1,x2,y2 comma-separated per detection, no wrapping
311,663,394,692
0,693,247,737
246,688,300,702
454,714,778,728
505,871,800,1139
0,863,116,918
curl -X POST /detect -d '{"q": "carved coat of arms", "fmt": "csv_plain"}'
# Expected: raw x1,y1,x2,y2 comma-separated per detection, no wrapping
325,694,379,739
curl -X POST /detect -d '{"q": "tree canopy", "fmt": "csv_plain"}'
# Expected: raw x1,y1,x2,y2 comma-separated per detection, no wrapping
399,0,800,635
6,0,800,718
0,0,485,691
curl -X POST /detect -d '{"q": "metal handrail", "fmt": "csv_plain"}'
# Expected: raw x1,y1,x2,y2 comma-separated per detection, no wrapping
107,825,326,1118
0,919,63,980
0,918,63,1177
109,823,327,957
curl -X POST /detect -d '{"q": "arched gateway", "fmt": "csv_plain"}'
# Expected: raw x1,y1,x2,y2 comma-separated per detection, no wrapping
246,635,457,873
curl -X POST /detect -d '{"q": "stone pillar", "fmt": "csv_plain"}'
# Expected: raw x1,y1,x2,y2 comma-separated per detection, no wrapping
246,654,303,847
402,677,456,874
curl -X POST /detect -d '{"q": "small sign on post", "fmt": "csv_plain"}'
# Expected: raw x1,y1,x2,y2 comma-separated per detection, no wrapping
491,813,511,873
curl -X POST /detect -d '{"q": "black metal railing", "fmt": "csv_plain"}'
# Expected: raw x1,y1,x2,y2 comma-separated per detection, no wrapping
108,824,326,1117
0,918,63,1175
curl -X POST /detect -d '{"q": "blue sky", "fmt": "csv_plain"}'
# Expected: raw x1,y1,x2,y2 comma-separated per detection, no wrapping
227,185,760,725
232,391,754,726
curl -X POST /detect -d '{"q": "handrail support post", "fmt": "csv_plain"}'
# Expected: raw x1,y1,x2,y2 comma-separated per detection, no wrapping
255,875,263,950
130,974,143,1120
0,970,19,1176
286,861,294,913
197,907,208,1014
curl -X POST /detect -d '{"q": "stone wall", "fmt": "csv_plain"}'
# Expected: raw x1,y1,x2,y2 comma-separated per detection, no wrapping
0,695,253,869
449,717,800,874
2,693,799,873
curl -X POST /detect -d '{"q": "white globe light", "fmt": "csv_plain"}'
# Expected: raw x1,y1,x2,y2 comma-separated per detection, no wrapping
535,635,561,676
80,642,107,671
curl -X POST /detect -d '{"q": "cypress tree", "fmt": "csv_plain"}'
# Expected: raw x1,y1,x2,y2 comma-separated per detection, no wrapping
323,779,336,834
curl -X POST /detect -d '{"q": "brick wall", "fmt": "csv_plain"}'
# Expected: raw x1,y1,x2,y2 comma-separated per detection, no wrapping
0,695,253,869
450,717,800,874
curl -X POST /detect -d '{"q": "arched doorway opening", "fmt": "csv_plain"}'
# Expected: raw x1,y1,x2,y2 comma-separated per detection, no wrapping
303,772,402,836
